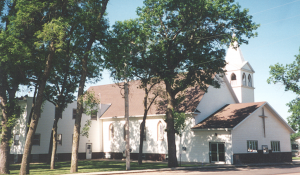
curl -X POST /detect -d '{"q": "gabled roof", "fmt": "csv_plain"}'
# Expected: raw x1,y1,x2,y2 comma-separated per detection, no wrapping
192,102,265,129
241,61,255,73
88,80,205,118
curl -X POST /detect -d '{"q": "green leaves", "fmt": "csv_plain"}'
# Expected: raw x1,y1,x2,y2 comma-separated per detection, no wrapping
172,110,186,136
268,50,300,132
35,17,69,52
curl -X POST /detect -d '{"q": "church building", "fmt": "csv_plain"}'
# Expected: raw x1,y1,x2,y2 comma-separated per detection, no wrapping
7,40,294,164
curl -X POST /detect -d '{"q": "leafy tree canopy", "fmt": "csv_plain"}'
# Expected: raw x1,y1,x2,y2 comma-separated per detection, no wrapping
268,51,300,132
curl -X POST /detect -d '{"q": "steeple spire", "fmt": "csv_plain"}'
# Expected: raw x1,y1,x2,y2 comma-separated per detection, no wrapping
224,33,255,103
225,34,245,70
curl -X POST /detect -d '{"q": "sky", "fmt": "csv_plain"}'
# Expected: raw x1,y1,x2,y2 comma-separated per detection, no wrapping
86,0,300,123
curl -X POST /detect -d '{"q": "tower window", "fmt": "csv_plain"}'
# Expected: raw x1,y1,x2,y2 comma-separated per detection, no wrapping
231,73,236,80
248,75,252,87
242,73,247,86
230,73,237,86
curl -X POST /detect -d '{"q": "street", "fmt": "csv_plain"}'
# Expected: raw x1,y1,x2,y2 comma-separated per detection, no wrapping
123,164,300,175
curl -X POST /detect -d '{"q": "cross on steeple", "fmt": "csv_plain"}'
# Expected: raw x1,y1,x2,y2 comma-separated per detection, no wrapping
259,107,267,138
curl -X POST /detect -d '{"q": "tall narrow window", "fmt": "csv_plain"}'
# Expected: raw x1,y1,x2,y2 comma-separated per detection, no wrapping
248,74,252,87
14,134,20,146
33,134,40,146
230,73,237,86
247,140,258,152
242,73,247,86
72,109,77,119
157,121,164,141
123,125,126,141
91,110,97,120
57,134,62,145
109,123,114,141
271,141,280,152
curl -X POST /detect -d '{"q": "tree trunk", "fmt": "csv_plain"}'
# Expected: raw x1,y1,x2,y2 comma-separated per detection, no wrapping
0,66,18,174
0,118,12,174
124,75,130,170
0,70,10,174
70,38,92,173
69,1,108,172
20,44,55,175
138,89,148,165
165,81,178,168
47,130,54,164
50,106,61,169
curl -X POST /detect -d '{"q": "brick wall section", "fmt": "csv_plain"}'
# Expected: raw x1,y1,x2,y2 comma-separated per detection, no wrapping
233,151,292,164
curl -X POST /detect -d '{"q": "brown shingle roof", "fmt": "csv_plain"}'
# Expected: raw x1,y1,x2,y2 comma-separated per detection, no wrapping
192,102,265,129
88,80,205,118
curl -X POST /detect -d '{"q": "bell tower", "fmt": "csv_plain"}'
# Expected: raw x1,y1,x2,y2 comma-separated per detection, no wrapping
225,34,255,103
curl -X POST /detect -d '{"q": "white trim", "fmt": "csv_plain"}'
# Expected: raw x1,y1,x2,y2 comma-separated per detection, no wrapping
241,61,255,73
192,128,232,131
231,85,255,89
264,102,295,133
100,113,166,120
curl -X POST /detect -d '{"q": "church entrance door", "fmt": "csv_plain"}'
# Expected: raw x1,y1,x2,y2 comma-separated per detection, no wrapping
209,142,225,163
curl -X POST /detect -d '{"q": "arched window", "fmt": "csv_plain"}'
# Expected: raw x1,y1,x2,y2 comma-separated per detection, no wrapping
248,74,252,87
109,123,114,141
230,73,237,86
157,121,164,141
231,73,236,81
242,73,247,86
140,123,146,141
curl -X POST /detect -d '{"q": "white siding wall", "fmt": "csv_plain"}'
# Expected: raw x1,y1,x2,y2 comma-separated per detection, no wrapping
56,101,102,154
103,115,233,164
31,100,55,154
194,80,236,124
241,87,254,103
10,98,33,154
232,106,291,154
10,99,103,156
102,116,167,154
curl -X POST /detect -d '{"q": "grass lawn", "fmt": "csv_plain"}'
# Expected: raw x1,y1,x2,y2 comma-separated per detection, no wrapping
292,157,300,160
8,160,197,175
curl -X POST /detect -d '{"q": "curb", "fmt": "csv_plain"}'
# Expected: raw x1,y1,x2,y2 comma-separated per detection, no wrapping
62,161,300,175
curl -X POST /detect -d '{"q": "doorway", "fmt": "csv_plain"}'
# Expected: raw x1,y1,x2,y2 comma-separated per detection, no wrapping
86,143,92,159
209,142,225,163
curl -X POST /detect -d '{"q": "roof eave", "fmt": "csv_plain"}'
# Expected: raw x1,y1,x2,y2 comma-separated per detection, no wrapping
191,128,233,131
232,102,267,130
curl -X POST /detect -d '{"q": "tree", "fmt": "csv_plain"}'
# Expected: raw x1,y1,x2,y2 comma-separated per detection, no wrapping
44,53,79,169
267,51,300,132
104,19,162,165
6,0,70,174
70,0,109,173
0,1,33,173
137,0,258,167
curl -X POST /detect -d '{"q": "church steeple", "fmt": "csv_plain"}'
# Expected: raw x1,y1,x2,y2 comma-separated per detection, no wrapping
224,34,255,103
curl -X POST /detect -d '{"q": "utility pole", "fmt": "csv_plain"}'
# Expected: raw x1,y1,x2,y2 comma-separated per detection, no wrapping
124,63,130,170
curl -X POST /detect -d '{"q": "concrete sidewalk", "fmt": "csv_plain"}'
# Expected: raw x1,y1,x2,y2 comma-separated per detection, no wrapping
63,160,300,175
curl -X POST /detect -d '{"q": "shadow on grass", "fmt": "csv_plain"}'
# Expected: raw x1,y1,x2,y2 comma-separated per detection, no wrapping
8,160,170,175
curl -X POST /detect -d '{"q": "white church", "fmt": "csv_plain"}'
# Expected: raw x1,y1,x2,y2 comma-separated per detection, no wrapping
7,40,294,164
